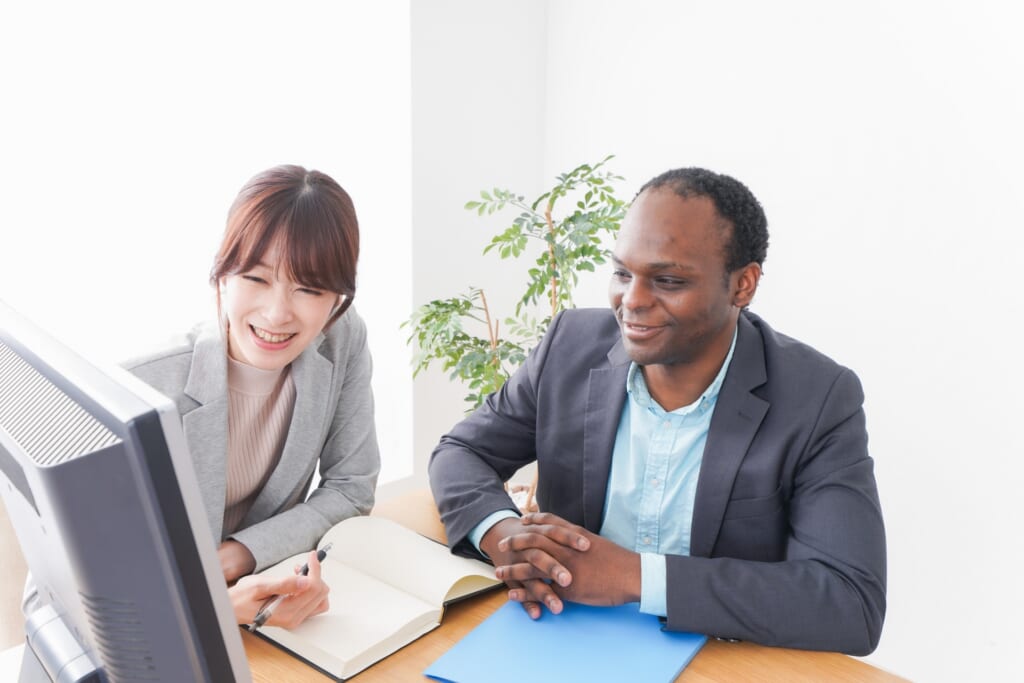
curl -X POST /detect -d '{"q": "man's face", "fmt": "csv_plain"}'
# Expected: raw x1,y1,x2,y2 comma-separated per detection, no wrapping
609,188,743,368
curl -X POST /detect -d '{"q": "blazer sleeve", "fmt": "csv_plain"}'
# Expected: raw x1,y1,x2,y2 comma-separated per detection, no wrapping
664,368,886,655
428,312,571,558
230,316,381,571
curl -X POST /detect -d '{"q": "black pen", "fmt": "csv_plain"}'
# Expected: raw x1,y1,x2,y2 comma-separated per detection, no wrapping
247,542,332,632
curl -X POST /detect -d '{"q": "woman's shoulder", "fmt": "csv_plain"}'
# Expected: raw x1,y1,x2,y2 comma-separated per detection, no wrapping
121,321,218,389
317,306,368,357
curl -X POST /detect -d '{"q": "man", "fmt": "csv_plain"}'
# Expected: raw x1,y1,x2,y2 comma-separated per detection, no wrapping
429,168,886,655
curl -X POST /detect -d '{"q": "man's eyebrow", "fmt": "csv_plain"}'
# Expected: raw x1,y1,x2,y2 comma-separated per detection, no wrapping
611,254,699,272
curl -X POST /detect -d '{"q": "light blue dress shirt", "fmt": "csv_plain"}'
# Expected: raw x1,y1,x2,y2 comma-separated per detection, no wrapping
469,329,737,617
600,329,736,615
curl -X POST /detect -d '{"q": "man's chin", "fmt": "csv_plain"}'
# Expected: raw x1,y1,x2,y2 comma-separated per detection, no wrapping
622,341,662,366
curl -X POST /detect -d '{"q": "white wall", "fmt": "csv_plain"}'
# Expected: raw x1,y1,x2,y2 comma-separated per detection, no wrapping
0,1,413,484
411,1,1024,680
409,0,549,485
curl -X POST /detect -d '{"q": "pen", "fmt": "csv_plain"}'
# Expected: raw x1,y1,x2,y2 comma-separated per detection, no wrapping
247,542,332,632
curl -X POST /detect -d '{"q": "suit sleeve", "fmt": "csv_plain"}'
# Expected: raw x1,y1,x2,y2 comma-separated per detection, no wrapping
231,316,381,571
428,312,568,558
663,368,886,655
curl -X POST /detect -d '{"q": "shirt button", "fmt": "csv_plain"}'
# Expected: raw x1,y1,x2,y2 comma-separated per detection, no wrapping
651,478,660,486
642,536,652,545
663,420,671,428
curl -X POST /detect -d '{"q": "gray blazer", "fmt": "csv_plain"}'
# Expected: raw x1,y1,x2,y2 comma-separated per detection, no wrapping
429,308,885,655
126,308,380,572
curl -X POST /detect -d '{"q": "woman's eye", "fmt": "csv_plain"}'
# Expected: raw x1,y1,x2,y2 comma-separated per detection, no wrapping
298,287,324,296
242,275,267,284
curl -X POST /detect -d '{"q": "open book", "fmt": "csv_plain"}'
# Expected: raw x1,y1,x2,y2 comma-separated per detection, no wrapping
252,515,501,680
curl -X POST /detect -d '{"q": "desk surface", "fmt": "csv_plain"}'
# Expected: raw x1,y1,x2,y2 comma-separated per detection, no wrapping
244,489,907,683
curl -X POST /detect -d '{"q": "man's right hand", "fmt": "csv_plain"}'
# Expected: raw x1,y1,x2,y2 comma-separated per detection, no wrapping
479,515,590,619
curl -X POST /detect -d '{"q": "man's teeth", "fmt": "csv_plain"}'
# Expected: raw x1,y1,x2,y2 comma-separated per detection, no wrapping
252,327,295,343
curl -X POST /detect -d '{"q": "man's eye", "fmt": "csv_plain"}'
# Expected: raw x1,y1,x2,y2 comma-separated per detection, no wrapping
656,278,685,288
612,270,631,281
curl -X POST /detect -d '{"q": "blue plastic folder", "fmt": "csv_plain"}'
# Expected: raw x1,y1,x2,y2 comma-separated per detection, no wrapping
424,601,707,683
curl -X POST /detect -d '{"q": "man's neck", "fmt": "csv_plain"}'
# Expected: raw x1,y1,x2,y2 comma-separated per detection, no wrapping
641,324,737,412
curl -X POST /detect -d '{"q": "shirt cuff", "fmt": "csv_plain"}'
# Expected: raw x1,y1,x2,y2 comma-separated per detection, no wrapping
468,509,520,557
639,552,668,616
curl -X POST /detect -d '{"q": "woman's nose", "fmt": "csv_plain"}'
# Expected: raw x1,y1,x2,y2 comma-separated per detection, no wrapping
263,287,294,326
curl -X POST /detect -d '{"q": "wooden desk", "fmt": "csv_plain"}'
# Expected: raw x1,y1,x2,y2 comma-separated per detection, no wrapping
244,490,907,683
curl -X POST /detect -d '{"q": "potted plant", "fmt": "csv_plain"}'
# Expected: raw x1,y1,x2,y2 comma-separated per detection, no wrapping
405,156,628,510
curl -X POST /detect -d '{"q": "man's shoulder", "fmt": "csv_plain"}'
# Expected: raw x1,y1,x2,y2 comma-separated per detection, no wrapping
551,307,619,337
741,311,860,399
522,308,622,375
744,312,846,369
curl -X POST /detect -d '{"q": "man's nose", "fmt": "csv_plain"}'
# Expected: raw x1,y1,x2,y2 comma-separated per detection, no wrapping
620,277,653,310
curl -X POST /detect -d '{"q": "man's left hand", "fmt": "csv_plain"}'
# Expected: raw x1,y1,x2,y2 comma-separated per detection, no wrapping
495,512,641,607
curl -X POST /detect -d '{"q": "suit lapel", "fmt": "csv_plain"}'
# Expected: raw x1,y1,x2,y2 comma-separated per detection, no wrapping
689,314,769,558
181,327,229,542
241,334,331,526
581,341,630,531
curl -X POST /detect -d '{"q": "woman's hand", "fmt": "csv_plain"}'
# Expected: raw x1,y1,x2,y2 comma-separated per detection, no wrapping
230,550,330,629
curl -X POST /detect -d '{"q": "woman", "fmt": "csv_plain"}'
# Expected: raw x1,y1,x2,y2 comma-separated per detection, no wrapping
126,165,380,627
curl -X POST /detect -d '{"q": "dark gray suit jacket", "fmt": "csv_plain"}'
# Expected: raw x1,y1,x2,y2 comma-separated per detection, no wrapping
429,308,885,655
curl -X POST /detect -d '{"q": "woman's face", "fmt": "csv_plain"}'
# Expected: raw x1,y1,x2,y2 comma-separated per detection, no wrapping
220,242,340,371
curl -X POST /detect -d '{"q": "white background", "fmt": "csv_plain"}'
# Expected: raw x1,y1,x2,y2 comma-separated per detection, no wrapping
412,2,1024,681
0,1,413,484
2,1,1022,680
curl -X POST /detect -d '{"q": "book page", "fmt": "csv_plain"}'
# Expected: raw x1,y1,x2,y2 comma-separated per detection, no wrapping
259,560,439,676
321,516,499,606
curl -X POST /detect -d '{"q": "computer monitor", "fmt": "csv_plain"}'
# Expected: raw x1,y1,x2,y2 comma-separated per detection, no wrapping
0,301,251,683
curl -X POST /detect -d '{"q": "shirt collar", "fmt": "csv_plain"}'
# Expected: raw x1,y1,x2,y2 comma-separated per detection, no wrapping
626,325,739,415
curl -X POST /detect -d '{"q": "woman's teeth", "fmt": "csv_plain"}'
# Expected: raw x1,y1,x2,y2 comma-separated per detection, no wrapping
252,326,295,343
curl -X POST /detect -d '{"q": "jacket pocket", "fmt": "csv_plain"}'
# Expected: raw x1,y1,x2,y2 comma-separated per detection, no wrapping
722,485,783,520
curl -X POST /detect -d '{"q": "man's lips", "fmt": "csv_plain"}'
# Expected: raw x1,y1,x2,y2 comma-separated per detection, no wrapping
621,321,666,341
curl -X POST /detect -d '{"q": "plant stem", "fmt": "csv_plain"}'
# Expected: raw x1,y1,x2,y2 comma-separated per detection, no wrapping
478,289,501,367
544,204,559,318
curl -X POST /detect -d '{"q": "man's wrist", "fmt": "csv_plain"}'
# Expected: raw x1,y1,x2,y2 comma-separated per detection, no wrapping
479,516,522,559
469,509,520,557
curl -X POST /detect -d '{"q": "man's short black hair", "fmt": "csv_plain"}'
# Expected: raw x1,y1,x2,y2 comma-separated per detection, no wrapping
638,168,769,273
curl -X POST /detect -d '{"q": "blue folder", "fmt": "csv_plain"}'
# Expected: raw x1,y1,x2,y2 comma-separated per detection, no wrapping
424,601,707,683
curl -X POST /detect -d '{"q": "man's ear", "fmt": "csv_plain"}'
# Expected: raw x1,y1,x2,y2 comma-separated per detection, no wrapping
732,262,762,308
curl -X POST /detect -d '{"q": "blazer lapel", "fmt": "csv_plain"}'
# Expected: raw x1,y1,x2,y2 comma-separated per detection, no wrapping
241,334,332,526
181,327,230,543
581,341,630,531
689,315,769,558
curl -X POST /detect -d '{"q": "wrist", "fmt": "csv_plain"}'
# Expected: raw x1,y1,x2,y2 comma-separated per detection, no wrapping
219,540,256,581
480,517,522,560
624,551,642,603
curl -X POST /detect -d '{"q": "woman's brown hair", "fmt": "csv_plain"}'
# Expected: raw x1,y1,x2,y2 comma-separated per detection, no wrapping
211,165,359,329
